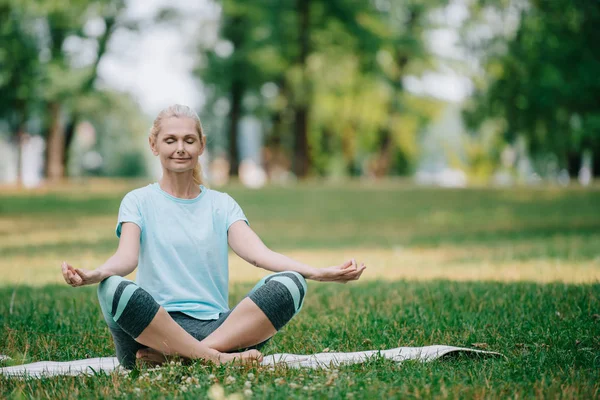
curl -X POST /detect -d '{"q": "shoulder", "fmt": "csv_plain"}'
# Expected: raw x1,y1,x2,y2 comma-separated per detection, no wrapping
203,187,235,203
203,188,244,215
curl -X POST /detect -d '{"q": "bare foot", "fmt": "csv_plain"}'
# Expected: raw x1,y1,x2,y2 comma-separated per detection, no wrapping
136,347,262,367
216,349,263,365
136,347,171,367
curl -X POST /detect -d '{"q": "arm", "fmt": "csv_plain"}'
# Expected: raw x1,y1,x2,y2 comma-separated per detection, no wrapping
61,222,140,286
227,221,366,282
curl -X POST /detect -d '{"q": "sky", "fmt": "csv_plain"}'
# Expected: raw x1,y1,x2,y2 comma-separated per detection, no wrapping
98,0,474,118
98,0,215,116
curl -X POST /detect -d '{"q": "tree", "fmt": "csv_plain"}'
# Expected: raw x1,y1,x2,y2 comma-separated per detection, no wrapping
198,0,449,178
0,0,179,183
0,3,43,186
463,0,600,176
196,0,289,175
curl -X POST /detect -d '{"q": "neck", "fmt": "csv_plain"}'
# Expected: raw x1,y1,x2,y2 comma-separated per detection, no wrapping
159,171,201,199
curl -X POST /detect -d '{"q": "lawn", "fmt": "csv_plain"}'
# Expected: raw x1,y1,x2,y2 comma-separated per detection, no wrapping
1,179,599,399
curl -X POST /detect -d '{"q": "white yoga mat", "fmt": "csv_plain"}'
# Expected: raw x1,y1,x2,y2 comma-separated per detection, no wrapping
0,345,503,378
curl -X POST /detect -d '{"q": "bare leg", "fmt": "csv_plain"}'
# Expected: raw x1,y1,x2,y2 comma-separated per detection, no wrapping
133,307,262,365
132,270,305,366
200,297,277,352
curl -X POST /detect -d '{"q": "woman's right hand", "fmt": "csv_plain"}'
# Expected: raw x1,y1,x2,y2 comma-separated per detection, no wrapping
61,261,103,287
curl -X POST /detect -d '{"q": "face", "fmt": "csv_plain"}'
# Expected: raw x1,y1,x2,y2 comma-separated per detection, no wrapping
150,117,204,173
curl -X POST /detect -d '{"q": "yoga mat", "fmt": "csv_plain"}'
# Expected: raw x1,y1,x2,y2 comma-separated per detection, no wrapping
0,345,503,378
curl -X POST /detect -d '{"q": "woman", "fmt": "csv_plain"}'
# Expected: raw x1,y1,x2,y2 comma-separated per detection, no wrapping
60,104,366,369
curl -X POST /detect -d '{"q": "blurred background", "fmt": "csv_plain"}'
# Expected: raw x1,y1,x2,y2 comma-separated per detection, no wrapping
1,0,598,189
2,4,599,395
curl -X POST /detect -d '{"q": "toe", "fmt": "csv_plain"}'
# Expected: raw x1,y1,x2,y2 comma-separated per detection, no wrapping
136,349,147,359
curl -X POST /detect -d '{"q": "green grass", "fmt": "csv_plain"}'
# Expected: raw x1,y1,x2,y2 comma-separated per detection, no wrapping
1,180,599,398
2,181,599,250
1,281,598,398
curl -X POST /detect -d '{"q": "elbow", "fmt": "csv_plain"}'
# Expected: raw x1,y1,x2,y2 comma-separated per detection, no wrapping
252,248,273,269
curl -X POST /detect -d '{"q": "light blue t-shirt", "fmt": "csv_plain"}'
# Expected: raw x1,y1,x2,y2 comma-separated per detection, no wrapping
115,183,248,320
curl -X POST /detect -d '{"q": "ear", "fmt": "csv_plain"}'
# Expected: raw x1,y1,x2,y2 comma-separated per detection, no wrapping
149,136,158,156
198,135,206,156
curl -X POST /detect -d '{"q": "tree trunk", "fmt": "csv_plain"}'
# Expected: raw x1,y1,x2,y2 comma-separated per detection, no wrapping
372,128,393,177
228,80,243,176
45,102,65,182
14,130,25,188
13,103,27,187
294,106,309,177
63,115,78,176
57,16,116,179
293,0,311,178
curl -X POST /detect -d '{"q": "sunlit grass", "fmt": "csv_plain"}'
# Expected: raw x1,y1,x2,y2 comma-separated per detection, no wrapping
1,280,598,399
1,246,599,287
1,180,599,398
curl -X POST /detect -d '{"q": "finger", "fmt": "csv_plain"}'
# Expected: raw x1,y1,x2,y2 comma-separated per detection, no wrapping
342,264,366,281
348,258,357,270
67,267,82,285
342,265,358,275
67,267,83,283
61,262,72,285
72,272,83,284
67,270,77,285
67,265,82,283
340,259,353,269
354,264,367,280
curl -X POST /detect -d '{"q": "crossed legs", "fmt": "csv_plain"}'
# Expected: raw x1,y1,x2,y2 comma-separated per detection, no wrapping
134,298,275,365
97,271,307,368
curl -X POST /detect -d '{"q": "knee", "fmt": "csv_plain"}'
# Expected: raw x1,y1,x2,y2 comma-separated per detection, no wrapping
97,275,141,322
249,271,309,331
284,271,307,288
282,271,307,301
97,276,127,307
267,271,308,312
97,277,160,337
98,275,119,295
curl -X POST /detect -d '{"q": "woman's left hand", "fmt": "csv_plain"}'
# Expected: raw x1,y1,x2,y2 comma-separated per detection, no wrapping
312,259,366,283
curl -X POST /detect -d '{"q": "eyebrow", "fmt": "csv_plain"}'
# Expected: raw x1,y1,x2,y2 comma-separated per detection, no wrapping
163,134,197,139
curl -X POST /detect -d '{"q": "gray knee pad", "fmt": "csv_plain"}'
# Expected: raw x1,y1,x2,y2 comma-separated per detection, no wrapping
97,276,160,338
248,271,308,330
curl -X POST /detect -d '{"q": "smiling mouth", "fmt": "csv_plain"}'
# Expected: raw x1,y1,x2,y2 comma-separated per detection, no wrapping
171,158,191,160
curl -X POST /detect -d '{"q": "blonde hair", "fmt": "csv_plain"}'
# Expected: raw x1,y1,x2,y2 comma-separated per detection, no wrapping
149,104,205,186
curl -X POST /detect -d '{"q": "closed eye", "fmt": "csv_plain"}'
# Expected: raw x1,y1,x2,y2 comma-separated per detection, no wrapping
165,139,195,144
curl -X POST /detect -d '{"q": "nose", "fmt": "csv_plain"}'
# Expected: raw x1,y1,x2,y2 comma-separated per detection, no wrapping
176,141,185,153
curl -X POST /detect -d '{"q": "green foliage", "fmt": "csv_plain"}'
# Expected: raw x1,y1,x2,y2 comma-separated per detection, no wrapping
196,0,449,177
111,152,147,178
0,3,43,129
0,0,156,181
464,0,600,174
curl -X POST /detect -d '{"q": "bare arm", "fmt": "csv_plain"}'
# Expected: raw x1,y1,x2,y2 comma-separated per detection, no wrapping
61,222,140,286
227,221,366,282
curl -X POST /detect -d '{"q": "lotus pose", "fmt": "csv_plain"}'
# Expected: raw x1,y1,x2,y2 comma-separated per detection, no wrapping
61,104,366,369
